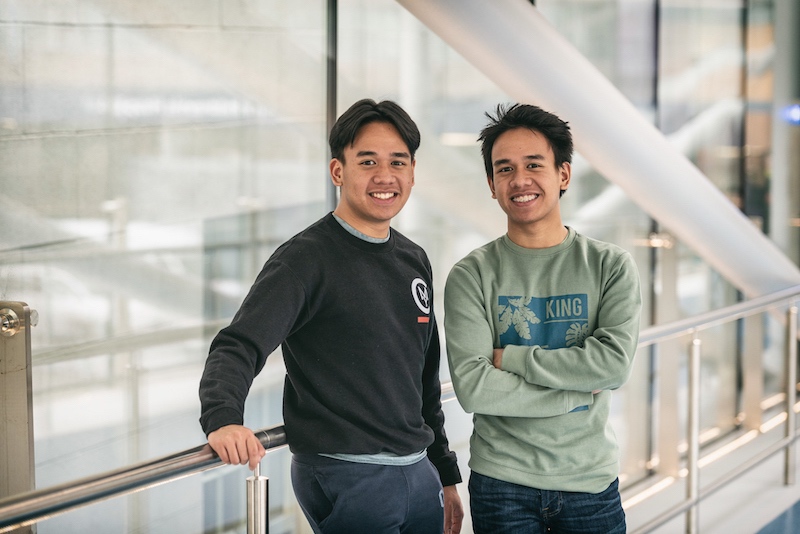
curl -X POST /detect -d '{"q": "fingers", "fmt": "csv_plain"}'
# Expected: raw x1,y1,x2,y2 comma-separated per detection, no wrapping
208,425,266,471
246,435,266,471
445,508,464,534
443,485,464,534
445,507,464,533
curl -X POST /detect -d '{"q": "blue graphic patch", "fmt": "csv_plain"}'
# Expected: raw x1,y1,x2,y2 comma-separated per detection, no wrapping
497,294,589,349
498,294,592,413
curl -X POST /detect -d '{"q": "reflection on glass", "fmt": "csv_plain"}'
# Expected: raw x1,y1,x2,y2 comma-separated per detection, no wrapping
0,0,795,532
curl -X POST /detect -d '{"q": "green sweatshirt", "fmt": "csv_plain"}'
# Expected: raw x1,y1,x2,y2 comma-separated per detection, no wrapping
444,227,641,493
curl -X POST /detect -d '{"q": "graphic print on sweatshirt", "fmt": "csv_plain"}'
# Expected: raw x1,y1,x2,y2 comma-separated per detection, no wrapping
412,277,431,324
497,293,591,412
497,293,589,348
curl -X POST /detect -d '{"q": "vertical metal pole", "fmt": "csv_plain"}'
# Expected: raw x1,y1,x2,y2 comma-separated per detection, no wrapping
657,243,682,478
246,462,269,534
769,0,800,265
0,301,37,534
785,305,798,486
742,313,765,431
325,0,338,212
686,335,701,534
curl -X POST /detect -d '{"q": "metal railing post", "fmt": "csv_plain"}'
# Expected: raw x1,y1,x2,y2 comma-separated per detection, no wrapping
0,303,37,494
0,301,37,534
742,313,765,431
686,335,701,534
246,462,268,534
785,305,798,486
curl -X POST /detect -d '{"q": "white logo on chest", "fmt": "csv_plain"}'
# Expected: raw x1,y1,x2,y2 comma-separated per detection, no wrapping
411,278,430,314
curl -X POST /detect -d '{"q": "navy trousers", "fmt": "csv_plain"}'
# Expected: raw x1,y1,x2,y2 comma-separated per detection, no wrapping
291,453,444,534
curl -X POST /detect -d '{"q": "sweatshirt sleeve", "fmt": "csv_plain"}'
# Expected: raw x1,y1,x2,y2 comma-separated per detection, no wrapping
501,251,642,392
444,263,594,417
421,315,462,487
199,260,306,435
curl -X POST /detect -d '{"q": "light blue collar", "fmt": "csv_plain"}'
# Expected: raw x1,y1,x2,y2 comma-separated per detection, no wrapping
332,213,390,244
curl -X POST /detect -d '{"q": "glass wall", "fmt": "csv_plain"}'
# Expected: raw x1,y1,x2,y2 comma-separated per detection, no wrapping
1,0,328,531
655,0,746,451
0,0,796,532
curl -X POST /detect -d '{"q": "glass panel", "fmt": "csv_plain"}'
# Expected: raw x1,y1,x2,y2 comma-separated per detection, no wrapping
696,324,739,439
1,0,327,531
616,346,652,486
658,0,746,317
655,0,748,463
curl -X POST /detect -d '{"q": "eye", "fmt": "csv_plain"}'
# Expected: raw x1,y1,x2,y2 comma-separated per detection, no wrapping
527,163,542,169
496,166,512,174
360,159,376,166
391,160,407,167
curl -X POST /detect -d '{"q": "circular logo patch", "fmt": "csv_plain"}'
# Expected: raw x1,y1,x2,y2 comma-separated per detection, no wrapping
411,278,430,314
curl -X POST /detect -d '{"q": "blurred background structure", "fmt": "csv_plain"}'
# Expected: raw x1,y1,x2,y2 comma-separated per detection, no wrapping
1,0,799,532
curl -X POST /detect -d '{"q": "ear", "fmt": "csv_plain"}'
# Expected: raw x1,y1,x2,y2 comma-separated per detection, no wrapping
410,159,416,186
559,162,571,193
487,175,496,199
330,158,343,187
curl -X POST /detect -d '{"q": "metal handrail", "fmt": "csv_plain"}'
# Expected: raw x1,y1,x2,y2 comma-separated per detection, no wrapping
638,284,800,346
632,303,800,534
633,433,800,534
0,426,287,532
0,286,799,532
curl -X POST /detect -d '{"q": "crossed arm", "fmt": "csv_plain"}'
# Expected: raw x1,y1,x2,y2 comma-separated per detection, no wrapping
444,258,641,417
444,266,595,417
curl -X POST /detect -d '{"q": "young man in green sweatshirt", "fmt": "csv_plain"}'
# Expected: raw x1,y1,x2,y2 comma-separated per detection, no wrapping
444,103,641,533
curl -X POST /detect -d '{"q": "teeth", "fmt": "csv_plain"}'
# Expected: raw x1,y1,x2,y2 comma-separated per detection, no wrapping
512,194,538,202
372,192,395,199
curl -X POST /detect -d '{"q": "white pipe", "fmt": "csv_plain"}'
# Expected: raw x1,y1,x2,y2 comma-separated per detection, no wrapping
570,98,745,232
396,0,800,298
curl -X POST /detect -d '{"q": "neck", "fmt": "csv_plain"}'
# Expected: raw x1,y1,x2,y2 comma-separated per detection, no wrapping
507,223,568,249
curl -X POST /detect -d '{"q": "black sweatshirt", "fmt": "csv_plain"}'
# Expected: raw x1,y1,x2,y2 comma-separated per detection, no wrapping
199,213,461,486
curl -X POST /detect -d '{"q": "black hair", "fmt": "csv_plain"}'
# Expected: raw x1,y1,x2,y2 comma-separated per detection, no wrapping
478,103,573,180
329,99,421,162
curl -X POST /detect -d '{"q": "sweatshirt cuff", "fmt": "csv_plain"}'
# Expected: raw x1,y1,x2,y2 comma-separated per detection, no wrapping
201,407,244,436
432,456,463,487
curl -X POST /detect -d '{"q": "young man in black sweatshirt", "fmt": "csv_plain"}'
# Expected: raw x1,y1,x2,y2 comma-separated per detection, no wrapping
199,99,463,534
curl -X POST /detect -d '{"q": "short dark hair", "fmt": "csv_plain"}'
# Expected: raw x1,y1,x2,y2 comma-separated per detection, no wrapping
478,103,573,179
329,99,421,162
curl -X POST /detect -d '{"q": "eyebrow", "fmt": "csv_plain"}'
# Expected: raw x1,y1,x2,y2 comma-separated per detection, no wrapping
356,150,411,159
493,154,545,167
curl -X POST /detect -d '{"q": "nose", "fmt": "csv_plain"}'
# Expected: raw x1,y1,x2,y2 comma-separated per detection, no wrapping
509,170,531,188
373,161,397,182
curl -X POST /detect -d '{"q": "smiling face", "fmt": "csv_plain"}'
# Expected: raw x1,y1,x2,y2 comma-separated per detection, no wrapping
331,121,415,238
488,127,571,247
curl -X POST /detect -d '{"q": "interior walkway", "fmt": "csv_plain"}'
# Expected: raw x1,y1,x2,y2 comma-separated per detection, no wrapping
624,437,800,533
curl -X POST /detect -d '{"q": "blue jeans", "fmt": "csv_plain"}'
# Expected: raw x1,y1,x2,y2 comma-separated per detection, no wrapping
469,471,626,534
291,454,444,534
